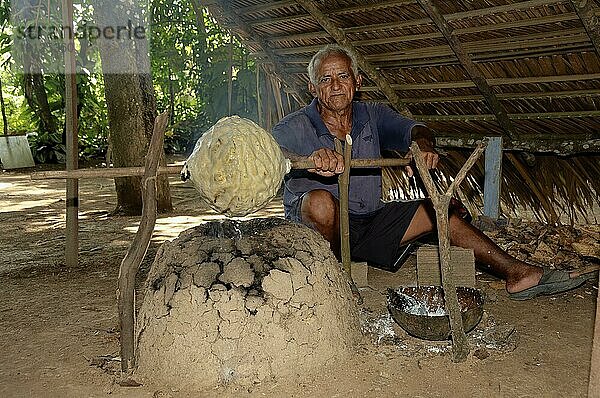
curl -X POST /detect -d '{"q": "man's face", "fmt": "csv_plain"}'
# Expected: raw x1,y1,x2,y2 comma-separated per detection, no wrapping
309,53,362,113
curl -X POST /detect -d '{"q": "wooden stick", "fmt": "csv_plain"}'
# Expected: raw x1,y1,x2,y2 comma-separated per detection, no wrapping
31,165,183,180
590,274,600,398
339,135,353,276
118,112,169,373
62,0,78,268
31,157,410,180
411,141,485,362
292,157,410,170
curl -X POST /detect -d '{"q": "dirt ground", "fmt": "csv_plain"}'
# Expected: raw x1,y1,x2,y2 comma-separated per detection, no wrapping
0,162,598,398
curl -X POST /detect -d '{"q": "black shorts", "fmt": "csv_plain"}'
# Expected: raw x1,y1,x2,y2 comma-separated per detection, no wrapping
349,201,421,271
288,194,422,272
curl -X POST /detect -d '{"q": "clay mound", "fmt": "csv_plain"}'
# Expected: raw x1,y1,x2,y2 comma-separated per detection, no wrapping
135,218,361,390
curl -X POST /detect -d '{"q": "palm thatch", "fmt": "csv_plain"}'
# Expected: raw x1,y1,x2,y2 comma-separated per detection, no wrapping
204,0,600,224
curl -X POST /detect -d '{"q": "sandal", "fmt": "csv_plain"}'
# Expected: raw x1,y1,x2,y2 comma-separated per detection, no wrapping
508,268,588,301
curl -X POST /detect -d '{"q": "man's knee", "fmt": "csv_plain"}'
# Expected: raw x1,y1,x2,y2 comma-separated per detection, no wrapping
300,190,338,227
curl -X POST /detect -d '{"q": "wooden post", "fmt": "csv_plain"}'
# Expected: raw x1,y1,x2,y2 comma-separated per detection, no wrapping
590,276,600,397
228,32,234,116
483,136,503,220
62,0,78,267
339,135,352,276
256,66,263,127
411,141,486,362
118,112,169,373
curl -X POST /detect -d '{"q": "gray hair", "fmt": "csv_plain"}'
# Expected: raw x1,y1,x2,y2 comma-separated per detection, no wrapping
307,44,360,85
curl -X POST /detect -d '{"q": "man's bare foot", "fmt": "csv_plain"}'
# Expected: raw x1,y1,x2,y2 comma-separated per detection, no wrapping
504,264,543,294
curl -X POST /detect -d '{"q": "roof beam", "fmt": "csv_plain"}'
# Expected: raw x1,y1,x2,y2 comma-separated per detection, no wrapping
414,110,600,121
237,0,416,17
294,0,411,115
261,30,590,65
208,0,311,105
435,134,600,155
358,73,600,91
570,0,600,56
272,27,587,56
418,0,518,141
275,42,593,69
270,9,579,43
394,88,600,103
250,0,569,30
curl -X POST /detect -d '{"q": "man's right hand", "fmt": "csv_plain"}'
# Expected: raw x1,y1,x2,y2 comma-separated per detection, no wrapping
308,148,344,177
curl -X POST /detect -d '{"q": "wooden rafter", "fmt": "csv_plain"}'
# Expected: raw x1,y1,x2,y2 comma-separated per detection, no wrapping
239,0,416,16
270,26,586,56
269,12,579,44
277,41,592,68
250,0,570,30
357,73,600,91
209,0,311,105
258,30,591,66
415,110,600,121
435,134,600,155
570,0,600,56
387,89,600,104
417,0,517,141
294,0,411,115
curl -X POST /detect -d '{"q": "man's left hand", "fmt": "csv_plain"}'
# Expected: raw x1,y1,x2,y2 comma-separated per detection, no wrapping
405,141,439,177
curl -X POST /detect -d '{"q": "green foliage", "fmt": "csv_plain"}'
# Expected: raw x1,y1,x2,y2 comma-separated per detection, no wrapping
27,131,65,163
1,0,261,162
150,1,259,153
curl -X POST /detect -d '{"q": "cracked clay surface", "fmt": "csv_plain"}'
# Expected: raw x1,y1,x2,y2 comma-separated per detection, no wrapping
135,218,361,390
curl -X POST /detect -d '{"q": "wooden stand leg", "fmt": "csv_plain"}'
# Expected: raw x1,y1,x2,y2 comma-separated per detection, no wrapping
117,112,169,373
411,141,486,362
339,135,353,276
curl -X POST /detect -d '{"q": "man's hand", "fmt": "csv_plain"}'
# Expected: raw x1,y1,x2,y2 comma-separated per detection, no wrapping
406,126,439,177
308,147,344,177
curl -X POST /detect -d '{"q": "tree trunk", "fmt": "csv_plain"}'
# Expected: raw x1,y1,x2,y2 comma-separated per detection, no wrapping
93,0,172,215
21,45,58,135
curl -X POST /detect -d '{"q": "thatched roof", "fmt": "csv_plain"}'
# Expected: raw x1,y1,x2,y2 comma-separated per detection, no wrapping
204,0,600,223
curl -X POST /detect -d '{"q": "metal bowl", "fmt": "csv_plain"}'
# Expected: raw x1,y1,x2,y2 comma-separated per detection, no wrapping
387,286,484,341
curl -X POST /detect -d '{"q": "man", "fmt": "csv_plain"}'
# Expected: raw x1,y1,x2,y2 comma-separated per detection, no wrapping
272,44,587,300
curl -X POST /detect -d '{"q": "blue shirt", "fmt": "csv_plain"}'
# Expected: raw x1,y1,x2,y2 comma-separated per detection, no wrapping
273,98,423,217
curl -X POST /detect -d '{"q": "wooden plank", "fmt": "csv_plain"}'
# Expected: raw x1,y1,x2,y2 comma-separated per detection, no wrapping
483,137,503,220
62,0,79,268
417,245,476,287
